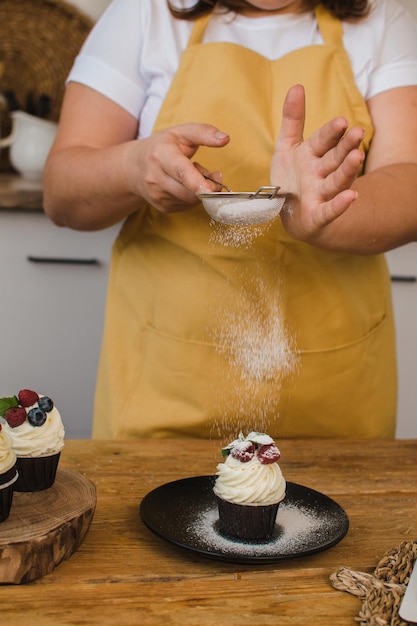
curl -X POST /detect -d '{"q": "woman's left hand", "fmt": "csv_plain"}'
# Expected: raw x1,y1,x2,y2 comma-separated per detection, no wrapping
271,84,365,245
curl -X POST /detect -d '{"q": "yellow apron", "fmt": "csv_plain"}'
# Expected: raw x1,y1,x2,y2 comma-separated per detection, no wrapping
93,6,396,439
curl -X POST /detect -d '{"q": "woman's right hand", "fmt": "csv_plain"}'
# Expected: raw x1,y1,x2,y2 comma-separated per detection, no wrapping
126,123,230,214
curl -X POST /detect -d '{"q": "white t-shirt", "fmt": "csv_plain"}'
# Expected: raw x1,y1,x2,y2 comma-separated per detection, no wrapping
68,0,417,138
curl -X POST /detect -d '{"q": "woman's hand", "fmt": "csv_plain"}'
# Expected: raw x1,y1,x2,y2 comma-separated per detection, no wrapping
272,84,417,254
128,124,230,214
271,84,365,245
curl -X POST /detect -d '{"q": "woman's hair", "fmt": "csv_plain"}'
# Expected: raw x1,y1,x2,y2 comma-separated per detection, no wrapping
168,1,370,21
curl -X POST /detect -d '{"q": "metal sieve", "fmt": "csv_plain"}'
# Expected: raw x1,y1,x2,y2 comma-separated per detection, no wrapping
197,185,289,226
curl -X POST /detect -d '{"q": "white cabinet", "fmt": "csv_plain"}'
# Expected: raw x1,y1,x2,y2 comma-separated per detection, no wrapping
0,211,119,438
386,244,417,438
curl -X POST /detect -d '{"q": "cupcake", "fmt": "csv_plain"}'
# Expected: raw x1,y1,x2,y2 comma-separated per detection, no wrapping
213,431,286,541
0,423,18,521
1,389,65,492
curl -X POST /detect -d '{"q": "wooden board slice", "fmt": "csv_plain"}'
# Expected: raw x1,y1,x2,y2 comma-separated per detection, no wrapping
0,468,96,584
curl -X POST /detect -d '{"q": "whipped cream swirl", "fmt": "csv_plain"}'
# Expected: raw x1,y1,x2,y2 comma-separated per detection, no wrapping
0,426,16,474
5,398,65,457
213,454,286,506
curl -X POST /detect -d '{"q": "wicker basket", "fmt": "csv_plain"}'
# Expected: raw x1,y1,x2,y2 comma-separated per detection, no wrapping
0,0,93,170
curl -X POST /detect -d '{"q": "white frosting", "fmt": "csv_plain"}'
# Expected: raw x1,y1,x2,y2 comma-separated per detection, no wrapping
0,426,16,474
213,454,286,506
5,397,65,458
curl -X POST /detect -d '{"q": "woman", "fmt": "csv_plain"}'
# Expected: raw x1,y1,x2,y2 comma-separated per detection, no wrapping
43,0,417,439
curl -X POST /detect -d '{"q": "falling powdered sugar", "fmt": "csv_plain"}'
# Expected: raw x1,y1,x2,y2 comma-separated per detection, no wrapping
207,201,299,436
209,219,272,249
209,272,299,437
214,295,297,383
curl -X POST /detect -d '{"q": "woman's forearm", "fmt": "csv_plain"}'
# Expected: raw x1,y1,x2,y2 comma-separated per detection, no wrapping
43,116,230,232
314,162,417,255
43,141,144,231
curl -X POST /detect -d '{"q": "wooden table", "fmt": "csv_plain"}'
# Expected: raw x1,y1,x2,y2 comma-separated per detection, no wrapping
1,438,416,625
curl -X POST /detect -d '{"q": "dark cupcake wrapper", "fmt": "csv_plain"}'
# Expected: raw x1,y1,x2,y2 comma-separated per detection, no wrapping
0,465,19,488
0,465,18,523
14,453,60,492
215,494,282,541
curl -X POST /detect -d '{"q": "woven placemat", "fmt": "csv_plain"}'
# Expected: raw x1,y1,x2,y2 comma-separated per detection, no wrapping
0,0,93,170
330,540,417,625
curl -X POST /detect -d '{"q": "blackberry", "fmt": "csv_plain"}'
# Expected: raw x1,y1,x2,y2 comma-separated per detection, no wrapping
28,407,47,427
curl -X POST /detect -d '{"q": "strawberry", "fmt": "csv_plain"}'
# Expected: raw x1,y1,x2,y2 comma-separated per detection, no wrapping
18,389,39,408
258,443,281,465
231,441,255,462
5,406,27,428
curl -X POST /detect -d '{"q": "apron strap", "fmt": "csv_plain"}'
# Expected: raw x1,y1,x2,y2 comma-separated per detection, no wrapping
315,3,372,149
188,12,212,46
314,4,344,48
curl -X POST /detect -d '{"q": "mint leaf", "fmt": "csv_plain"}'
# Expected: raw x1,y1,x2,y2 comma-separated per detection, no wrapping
0,395,18,417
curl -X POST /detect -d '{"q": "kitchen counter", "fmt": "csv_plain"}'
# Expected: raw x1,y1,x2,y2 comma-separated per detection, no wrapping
1,437,416,625
0,173,43,210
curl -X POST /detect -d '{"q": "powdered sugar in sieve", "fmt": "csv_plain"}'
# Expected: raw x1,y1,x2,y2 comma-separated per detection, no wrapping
198,186,289,226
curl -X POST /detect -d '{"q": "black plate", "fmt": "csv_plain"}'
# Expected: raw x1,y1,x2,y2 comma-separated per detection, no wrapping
139,476,349,564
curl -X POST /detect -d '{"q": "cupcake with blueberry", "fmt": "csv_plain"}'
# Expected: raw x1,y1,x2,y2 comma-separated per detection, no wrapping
213,432,286,541
0,423,18,521
1,389,65,492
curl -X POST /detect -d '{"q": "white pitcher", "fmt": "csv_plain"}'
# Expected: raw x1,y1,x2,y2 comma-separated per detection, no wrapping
0,111,57,181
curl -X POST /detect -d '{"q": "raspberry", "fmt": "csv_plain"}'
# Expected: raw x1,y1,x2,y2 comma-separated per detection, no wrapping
18,389,39,408
258,443,281,465
231,441,255,462
5,406,27,428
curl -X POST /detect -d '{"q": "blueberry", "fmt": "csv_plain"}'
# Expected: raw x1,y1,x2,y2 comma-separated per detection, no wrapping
38,396,54,412
28,408,47,427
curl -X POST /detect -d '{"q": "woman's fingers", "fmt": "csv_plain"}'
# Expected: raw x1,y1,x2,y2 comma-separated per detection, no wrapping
316,124,365,175
320,147,365,200
275,84,306,150
311,188,359,229
306,116,349,157
133,123,230,212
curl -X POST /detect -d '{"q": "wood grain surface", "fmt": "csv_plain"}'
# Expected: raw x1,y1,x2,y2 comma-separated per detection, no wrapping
0,468,96,584
0,438,415,625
